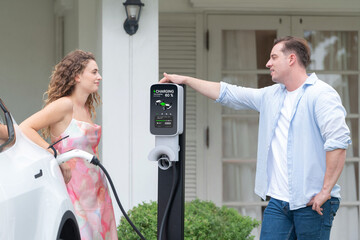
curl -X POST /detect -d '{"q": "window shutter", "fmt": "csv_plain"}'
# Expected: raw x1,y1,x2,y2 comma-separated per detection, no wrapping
159,13,197,201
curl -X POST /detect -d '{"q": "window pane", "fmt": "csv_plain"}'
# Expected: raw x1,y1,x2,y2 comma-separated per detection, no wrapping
223,162,258,201
222,74,258,87
222,30,276,70
347,119,359,158
304,31,358,71
0,111,5,125
331,206,359,240
222,118,258,159
257,74,274,89
338,162,358,201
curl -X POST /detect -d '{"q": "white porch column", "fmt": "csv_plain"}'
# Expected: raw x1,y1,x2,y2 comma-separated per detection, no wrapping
102,0,158,226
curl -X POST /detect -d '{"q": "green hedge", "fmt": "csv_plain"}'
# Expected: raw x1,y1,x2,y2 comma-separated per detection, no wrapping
118,199,259,240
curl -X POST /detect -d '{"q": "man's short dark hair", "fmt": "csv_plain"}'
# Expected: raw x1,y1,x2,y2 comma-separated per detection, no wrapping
274,36,311,68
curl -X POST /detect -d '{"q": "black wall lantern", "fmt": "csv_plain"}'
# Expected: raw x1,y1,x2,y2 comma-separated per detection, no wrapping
123,0,144,35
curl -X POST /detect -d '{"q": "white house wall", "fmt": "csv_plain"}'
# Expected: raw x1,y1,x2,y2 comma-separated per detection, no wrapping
0,0,55,122
102,0,158,225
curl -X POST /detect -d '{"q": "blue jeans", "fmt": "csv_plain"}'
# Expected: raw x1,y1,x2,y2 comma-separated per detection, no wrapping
260,197,340,240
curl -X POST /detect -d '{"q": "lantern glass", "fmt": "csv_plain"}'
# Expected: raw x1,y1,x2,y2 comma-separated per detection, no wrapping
126,5,140,20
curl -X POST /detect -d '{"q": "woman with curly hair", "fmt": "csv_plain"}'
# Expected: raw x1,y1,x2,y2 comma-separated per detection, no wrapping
20,50,117,239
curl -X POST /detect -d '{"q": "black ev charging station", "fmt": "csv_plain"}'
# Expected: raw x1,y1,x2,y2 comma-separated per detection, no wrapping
148,83,185,240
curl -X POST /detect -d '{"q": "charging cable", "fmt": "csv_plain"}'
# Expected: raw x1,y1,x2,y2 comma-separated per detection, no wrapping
90,156,148,240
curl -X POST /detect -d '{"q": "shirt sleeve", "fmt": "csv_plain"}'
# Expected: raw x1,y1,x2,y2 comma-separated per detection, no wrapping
315,90,352,151
215,82,264,112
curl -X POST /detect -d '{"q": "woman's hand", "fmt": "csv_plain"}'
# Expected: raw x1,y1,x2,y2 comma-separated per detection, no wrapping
59,162,72,184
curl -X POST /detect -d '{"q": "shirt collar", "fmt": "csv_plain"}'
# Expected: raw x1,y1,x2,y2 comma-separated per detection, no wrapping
304,72,317,86
278,72,317,90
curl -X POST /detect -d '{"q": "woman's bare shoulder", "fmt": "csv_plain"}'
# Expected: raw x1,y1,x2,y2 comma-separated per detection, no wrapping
46,97,74,113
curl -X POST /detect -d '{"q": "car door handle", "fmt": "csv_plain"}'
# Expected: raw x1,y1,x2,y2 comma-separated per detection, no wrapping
34,169,43,179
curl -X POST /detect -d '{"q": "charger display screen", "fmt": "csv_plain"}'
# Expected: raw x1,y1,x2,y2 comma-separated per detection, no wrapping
155,115,173,128
150,84,179,135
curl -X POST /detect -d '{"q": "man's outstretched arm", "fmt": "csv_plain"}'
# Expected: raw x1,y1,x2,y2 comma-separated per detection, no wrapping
160,72,220,100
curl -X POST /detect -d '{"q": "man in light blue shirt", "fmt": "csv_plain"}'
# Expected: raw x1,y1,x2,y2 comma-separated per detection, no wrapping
160,36,351,239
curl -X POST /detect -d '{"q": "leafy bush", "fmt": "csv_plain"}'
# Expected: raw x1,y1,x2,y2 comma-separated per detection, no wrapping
117,201,158,240
118,199,259,240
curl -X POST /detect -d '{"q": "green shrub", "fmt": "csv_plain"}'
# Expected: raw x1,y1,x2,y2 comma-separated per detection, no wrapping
117,201,158,240
118,199,260,240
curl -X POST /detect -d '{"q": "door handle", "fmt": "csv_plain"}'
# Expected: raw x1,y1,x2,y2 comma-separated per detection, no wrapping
34,169,43,179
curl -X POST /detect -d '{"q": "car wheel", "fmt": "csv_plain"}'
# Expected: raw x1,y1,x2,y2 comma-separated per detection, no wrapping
56,211,81,240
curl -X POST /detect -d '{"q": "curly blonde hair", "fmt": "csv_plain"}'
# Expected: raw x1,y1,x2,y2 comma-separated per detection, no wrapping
42,50,101,138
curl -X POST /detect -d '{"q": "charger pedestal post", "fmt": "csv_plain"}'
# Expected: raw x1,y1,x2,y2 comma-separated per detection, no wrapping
148,84,185,240
157,134,184,240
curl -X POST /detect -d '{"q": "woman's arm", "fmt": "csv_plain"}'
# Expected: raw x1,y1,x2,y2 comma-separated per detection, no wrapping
20,97,74,184
20,97,73,151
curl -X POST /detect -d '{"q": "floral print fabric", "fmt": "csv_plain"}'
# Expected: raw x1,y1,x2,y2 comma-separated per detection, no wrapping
54,119,117,240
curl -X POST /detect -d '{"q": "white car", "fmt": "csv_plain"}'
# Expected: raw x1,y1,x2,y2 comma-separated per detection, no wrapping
0,98,93,240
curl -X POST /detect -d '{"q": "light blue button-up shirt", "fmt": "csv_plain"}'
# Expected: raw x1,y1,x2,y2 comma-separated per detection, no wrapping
216,73,351,210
